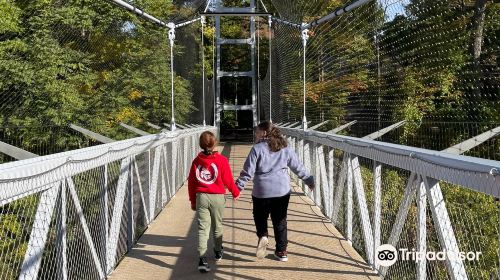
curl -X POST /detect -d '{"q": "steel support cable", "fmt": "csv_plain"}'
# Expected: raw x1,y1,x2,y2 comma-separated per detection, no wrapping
302,27,309,130
175,17,202,28
168,27,176,131
109,0,203,29
204,0,213,13
212,20,216,127
269,16,273,122
201,16,206,126
257,12,261,123
304,0,372,30
108,0,169,27
265,0,372,31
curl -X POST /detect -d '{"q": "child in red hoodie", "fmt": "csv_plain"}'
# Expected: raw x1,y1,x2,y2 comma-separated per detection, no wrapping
188,131,240,273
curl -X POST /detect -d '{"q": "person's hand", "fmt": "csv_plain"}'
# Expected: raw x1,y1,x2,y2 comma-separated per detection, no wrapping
305,176,315,190
233,193,240,201
191,204,196,211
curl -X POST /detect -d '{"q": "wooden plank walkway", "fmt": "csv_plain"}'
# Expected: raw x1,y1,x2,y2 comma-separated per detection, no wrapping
110,144,378,280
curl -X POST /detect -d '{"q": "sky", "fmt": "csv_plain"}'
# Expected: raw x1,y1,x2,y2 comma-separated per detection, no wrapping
378,0,410,21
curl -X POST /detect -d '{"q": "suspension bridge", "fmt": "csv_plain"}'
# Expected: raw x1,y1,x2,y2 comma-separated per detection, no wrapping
0,0,499,279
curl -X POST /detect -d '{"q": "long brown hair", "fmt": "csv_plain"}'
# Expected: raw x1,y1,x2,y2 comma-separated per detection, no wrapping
257,121,287,152
199,131,217,155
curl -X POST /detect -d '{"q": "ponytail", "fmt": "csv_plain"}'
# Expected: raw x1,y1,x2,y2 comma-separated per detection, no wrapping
257,121,287,152
199,131,217,155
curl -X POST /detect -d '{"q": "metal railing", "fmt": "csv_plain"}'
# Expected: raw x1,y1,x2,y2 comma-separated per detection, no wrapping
280,126,500,280
0,126,216,280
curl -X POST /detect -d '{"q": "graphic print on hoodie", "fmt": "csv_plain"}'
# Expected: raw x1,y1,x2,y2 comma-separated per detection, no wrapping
196,163,218,184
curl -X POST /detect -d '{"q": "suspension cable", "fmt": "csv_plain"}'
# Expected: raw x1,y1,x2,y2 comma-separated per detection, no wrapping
201,16,206,126
267,0,372,31
204,0,213,13
109,0,202,29
168,24,176,131
301,26,309,130
257,12,261,123
175,17,202,28
108,0,169,27
212,21,216,126
268,16,273,123
271,17,301,29
303,0,371,29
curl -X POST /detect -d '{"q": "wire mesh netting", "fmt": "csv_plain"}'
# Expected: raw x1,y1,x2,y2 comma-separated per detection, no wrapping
286,131,500,279
267,4,500,277
0,130,203,279
0,0,211,163
263,0,499,161
0,0,210,279
0,0,499,279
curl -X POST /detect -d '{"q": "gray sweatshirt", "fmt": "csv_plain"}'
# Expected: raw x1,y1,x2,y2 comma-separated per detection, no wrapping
236,141,314,198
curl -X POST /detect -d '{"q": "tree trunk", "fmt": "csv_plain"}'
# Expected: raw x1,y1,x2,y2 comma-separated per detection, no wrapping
470,0,488,105
471,0,487,70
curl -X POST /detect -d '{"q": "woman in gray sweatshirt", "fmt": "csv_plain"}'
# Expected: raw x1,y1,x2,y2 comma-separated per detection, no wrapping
236,121,315,262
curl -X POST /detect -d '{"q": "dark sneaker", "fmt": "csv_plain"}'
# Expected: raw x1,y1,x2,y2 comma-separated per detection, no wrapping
198,257,210,273
256,236,269,259
274,250,288,262
215,247,224,262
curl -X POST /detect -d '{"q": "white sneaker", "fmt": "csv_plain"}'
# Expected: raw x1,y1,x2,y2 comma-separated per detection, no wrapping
256,236,269,259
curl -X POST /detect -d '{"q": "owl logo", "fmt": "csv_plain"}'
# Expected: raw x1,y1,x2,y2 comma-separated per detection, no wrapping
195,163,218,184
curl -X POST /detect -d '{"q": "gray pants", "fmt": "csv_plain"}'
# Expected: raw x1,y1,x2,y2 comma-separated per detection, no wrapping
196,193,225,257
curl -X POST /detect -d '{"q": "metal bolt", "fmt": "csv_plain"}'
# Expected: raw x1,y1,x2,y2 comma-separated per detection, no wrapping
490,168,499,176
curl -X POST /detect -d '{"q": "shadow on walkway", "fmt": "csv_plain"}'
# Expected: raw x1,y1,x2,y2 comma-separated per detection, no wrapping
110,143,379,280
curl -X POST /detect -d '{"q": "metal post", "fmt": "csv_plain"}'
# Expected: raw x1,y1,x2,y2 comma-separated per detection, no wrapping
327,147,335,218
373,161,382,269
106,158,132,273
417,176,427,280
268,16,273,123
57,181,67,280
301,26,309,130
346,155,353,245
102,164,109,273
127,159,134,250
168,23,177,131
20,183,61,280
423,176,467,280
201,16,207,126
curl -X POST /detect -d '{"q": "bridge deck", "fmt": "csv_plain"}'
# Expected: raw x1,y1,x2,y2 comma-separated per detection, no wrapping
110,144,378,280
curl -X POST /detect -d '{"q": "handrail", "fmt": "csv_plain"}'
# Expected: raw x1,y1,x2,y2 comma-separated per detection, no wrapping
279,126,500,197
1,126,216,280
0,126,216,204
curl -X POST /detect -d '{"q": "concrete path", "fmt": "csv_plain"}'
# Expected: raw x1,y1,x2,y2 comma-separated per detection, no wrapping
110,144,378,280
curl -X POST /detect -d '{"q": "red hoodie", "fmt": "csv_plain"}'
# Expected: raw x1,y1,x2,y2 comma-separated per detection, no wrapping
188,151,240,206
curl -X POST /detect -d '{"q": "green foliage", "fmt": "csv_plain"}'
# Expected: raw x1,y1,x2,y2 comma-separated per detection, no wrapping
0,0,194,140
0,0,199,277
